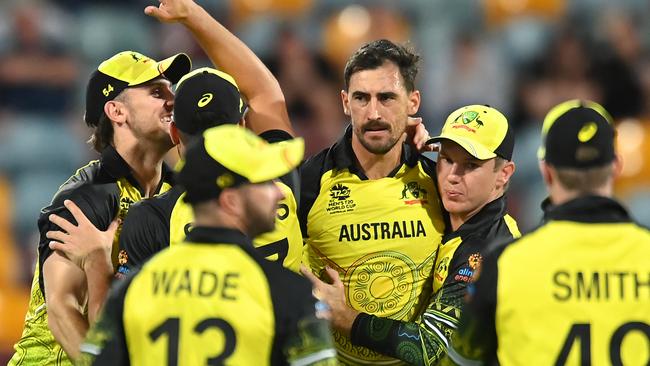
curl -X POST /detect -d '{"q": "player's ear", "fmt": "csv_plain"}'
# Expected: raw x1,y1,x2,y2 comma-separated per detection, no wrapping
341,90,351,116
104,100,127,126
539,160,553,186
497,160,515,190
407,89,420,115
218,188,243,216
612,153,623,180
169,122,180,145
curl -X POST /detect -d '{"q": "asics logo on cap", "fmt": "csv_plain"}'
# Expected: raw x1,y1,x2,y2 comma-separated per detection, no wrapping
102,84,114,97
198,93,213,108
578,122,598,142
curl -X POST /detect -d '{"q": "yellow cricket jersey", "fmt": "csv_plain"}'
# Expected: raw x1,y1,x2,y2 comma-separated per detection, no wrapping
116,130,303,274
446,196,650,366
300,126,445,365
9,146,174,366
79,227,337,366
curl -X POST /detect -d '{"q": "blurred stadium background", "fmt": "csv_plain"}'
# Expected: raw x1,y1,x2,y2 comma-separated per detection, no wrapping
1,0,650,360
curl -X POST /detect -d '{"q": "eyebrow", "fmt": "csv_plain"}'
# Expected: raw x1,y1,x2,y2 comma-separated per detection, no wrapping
351,91,369,98
378,91,398,99
141,79,172,89
149,81,171,89
351,91,398,98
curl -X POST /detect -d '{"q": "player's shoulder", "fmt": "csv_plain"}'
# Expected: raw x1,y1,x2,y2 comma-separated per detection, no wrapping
483,220,548,267
128,185,184,220
301,144,333,176
255,255,313,303
414,150,437,176
43,160,118,213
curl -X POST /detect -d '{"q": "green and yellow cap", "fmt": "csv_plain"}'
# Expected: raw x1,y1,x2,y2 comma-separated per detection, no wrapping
84,51,191,126
178,125,304,204
538,99,615,168
173,67,244,135
427,105,514,160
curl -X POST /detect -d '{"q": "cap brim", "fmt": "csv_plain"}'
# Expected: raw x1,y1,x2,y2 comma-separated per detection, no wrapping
129,53,191,86
248,138,304,183
203,127,305,184
427,135,496,160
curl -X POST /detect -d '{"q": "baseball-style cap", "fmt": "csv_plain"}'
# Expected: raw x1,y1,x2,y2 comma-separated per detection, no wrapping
84,51,191,127
537,99,615,168
173,67,245,135
427,105,514,160
178,125,304,204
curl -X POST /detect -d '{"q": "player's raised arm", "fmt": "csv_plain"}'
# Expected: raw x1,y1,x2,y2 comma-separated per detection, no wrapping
145,0,293,135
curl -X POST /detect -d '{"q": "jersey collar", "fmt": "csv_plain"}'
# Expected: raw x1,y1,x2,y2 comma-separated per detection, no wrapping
100,145,175,195
329,124,418,179
184,226,253,247
543,195,631,223
444,194,508,240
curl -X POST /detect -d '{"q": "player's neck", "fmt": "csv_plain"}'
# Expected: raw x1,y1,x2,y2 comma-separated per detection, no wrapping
351,135,404,180
550,184,612,206
194,210,247,236
449,192,503,231
114,139,167,197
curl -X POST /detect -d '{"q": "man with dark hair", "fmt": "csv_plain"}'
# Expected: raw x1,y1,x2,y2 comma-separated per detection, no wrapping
299,39,446,365
343,40,420,94
304,105,521,365
78,125,337,366
445,100,650,365
9,51,191,365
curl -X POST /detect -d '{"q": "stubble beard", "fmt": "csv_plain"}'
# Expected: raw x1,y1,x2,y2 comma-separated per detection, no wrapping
354,120,401,155
244,199,277,238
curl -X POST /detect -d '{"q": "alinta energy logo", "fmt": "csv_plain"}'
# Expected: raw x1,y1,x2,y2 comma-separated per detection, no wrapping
454,252,484,283
400,181,428,205
451,110,484,133
327,183,356,214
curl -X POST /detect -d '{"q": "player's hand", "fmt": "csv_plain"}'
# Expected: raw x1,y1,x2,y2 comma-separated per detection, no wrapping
300,265,359,336
405,116,435,152
46,199,118,271
144,0,199,23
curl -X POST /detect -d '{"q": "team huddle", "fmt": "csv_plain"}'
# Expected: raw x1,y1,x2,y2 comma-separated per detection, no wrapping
8,0,650,365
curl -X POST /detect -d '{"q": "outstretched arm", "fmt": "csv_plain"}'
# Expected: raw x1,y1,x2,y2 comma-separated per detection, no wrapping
145,0,293,135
